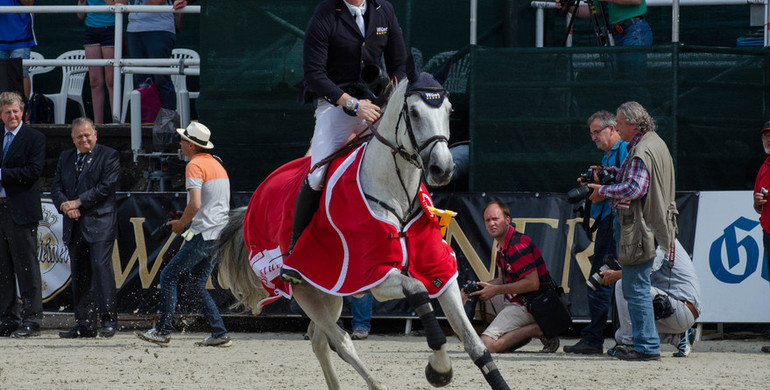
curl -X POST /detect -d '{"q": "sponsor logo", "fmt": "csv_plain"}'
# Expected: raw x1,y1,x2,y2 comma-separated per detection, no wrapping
376,26,388,35
424,92,441,100
432,278,443,288
709,217,769,283
37,199,71,301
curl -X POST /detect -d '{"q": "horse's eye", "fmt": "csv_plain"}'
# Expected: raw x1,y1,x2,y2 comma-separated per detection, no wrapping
410,108,420,119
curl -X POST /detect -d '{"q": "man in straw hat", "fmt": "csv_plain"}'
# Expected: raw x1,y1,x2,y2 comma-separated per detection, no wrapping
136,121,232,348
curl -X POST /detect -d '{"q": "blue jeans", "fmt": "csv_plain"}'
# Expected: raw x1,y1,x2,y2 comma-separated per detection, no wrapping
126,30,177,110
0,48,31,77
156,234,227,337
581,214,617,348
613,19,652,47
621,257,660,354
350,294,373,331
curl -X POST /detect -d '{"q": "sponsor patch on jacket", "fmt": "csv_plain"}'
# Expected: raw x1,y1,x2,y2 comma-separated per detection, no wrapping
376,27,388,35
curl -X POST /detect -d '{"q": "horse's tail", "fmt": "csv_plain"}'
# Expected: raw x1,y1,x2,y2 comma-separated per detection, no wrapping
216,207,268,314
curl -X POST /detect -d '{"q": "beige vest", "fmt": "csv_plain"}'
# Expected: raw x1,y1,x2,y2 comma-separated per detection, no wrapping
616,131,678,265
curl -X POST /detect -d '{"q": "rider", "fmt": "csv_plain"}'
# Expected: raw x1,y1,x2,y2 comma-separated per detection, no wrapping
281,0,407,284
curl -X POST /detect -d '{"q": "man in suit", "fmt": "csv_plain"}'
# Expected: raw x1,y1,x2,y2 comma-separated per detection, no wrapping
51,117,120,338
0,91,46,338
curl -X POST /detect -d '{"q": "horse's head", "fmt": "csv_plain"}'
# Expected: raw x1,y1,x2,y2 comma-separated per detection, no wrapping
377,64,455,187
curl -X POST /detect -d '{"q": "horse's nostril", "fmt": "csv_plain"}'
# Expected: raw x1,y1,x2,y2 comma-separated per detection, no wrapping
430,165,443,178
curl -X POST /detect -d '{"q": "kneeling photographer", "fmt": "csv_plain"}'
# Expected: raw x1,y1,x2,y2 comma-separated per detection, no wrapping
563,111,628,355
601,239,702,357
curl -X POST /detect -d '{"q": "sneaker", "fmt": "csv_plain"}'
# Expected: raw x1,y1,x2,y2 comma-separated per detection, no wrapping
135,328,171,347
615,348,661,361
673,328,694,357
762,346,770,353
539,336,559,353
195,333,232,348
607,343,632,357
351,328,369,340
563,340,603,355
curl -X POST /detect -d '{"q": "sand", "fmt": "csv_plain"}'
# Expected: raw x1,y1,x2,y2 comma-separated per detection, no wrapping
0,328,767,390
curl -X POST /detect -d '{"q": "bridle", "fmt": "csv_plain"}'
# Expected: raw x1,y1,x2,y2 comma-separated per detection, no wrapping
366,87,450,227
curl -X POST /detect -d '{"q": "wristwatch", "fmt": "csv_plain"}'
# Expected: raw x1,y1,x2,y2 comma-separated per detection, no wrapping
345,97,357,110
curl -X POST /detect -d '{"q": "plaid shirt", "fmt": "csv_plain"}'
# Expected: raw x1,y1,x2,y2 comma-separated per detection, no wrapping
598,133,649,210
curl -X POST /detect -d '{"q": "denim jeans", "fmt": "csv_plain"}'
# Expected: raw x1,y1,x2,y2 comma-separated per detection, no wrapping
126,30,177,110
156,234,227,337
581,214,617,348
0,48,31,77
613,19,652,47
621,257,660,354
350,294,373,332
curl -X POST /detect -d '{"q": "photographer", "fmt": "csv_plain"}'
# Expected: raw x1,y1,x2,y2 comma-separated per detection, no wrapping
752,121,770,354
601,239,701,357
587,101,677,361
467,201,559,354
555,0,652,47
564,111,628,355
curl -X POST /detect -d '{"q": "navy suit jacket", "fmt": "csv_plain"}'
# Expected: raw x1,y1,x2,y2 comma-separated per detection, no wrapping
0,123,45,226
300,0,407,104
51,143,120,244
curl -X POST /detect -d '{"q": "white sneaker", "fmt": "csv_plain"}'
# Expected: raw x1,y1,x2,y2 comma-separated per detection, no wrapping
351,328,369,340
136,328,171,347
195,333,232,348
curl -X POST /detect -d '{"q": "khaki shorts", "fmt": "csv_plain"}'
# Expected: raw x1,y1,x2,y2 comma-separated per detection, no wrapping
481,301,535,340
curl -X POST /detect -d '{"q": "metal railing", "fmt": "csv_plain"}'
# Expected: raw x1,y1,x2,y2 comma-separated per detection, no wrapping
0,4,200,124
529,0,768,47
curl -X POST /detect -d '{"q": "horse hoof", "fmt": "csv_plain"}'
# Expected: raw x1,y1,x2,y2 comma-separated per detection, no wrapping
425,364,453,387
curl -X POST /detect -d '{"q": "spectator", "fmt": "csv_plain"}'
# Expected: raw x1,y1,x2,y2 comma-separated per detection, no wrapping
603,239,701,357
136,121,232,347
752,120,770,354
468,201,559,354
0,0,37,99
77,0,117,124
0,91,46,338
281,0,407,284
564,110,628,355
588,101,678,361
118,0,187,111
51,117,120,338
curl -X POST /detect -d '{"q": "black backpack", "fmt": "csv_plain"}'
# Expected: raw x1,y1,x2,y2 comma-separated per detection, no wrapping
25,93,55,124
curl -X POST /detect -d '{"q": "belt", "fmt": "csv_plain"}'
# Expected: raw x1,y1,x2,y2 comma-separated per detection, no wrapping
614,15,645,34
684,300,699,320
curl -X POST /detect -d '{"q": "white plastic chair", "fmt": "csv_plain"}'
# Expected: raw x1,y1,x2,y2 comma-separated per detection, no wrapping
44,50,88,124
171,48,200,106
27,51,54,95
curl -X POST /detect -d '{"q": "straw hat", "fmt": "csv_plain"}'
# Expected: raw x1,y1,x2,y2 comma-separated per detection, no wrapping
176,121,214,149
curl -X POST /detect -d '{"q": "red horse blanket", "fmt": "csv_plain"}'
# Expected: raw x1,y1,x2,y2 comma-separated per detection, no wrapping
242,143,458,307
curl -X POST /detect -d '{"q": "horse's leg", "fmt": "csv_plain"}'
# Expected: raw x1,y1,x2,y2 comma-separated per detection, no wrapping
371,272,453,387
437,280,509,390
293,285,386,390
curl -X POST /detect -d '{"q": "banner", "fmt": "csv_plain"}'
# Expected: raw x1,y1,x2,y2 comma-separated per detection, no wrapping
38,191,698,321
692,191,770,323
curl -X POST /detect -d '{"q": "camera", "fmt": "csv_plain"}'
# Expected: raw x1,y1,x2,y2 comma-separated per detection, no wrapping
585,255,621,291
568,168,615,203
461,281,483,294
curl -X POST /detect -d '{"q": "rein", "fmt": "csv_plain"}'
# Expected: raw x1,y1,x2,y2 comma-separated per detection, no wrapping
365,89,449,227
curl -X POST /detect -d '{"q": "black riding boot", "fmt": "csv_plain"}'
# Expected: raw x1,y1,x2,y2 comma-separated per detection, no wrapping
280,178,322,285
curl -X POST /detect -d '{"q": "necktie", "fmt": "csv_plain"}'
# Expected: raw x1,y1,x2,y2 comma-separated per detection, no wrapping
353,7,365,37
76,153,87,175
2,132,13,164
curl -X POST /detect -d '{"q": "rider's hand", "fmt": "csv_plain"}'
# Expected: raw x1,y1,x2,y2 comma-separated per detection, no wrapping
356,99,381,123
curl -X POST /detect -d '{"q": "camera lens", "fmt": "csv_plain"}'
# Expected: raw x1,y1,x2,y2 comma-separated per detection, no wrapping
567,186,593,203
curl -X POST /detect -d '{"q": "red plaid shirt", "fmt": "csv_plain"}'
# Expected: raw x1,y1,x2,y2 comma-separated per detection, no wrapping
598,133,649,210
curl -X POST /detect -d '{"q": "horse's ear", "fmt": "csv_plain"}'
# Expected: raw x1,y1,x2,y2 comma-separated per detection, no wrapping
406,53,419,84
433,58,453,86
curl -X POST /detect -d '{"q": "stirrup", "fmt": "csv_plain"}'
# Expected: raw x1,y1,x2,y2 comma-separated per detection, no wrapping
280,266,303,285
